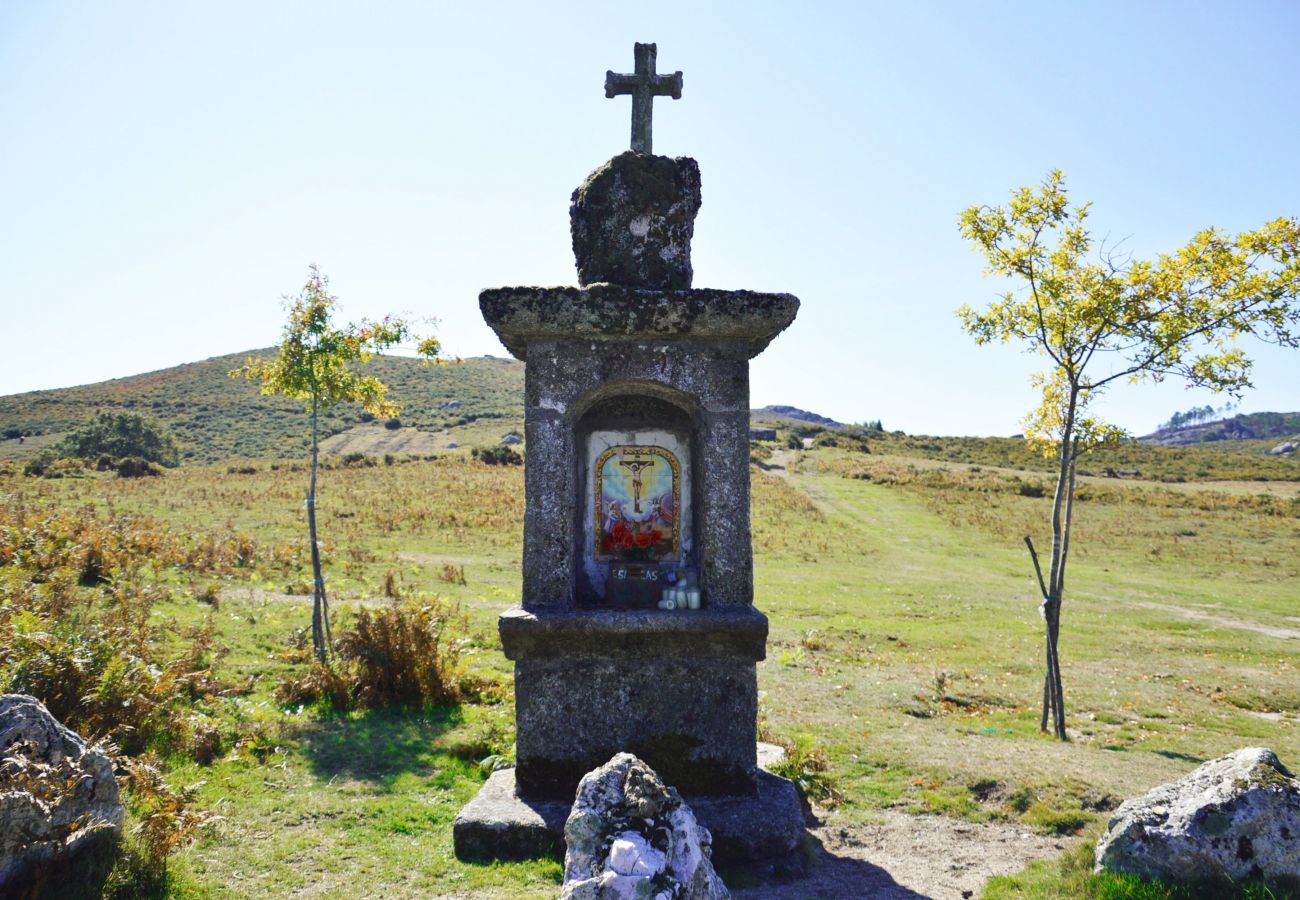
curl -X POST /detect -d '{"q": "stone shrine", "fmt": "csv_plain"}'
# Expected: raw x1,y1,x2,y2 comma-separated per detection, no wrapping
454,43,804,863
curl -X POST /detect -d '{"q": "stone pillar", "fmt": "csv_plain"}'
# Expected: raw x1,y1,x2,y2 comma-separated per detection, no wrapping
455,151,803,864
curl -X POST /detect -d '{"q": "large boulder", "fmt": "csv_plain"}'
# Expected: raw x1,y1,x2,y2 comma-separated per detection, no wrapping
570,151,701,290
1095,747,1300,885
561,752,728,900
0,694,124,897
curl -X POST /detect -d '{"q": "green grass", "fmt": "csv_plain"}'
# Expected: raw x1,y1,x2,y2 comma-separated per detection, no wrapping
986,839,1300,899
2,441,1298,897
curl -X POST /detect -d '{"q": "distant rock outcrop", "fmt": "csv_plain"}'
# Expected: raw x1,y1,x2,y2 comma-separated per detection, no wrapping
1141,412,1300,447
758,406,843,428
1095,747,1300,885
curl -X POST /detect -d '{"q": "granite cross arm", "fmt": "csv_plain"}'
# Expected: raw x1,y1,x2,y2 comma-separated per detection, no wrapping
605,42,683,155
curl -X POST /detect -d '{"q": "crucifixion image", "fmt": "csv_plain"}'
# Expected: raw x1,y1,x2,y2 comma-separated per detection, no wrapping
618,452,657,513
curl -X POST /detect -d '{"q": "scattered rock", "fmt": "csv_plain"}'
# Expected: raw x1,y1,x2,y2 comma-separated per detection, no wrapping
500,433,523,446
0,694,124,897
561,753,729,900
441,399,464,409
1095,747,1300,885
1268,441,1297,456
570,151,701,290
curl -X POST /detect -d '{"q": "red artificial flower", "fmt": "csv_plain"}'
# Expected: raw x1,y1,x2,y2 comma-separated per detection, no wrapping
634,532,653,549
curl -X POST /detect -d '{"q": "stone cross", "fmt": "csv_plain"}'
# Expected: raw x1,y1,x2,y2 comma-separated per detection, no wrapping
605,42,682,155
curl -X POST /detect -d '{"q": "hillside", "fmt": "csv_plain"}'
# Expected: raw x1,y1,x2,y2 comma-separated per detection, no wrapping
3,352,1298,484
1141,410,1300,446
0,350,525,463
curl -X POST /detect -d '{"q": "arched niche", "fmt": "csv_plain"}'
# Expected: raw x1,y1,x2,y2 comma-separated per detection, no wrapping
571,380,699,605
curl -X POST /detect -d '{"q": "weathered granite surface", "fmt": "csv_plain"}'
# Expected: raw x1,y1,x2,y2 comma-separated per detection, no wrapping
0,694,124,897
512,339,757,610
561,753,728,900
479,285,799,361
514,654,758,798
453,763,804,865
498,607,768,660
571,152,701,290
453,768,568,861
1095,747,1300,884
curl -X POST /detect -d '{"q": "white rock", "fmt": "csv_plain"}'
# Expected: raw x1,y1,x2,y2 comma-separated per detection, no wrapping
606,832,665,877
560,753,729,900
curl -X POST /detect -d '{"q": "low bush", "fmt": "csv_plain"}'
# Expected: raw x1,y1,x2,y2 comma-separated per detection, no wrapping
102,755,217,897
115,456,162,478
274,595,476,711
23,452,87,479
471,446,522,466
766,734,843,808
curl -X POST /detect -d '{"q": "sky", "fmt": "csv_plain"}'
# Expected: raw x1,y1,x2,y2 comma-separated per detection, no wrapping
2,1,1297,436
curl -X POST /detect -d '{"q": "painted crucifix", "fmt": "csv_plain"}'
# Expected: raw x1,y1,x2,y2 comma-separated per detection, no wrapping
605,42,682,155
619,452,657,513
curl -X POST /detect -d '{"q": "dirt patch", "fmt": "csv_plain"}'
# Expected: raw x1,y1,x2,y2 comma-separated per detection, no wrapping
1131,601,1300,640
734,810,1075,900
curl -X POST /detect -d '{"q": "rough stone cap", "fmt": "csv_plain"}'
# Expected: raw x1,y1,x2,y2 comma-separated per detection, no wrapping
499,607,768,660
570,151,701,290
480,285,799,360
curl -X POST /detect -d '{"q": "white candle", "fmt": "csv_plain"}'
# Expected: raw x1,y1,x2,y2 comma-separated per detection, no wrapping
687,588,701,610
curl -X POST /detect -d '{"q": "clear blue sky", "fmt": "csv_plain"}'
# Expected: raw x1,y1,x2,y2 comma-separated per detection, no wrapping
2,1,1297,435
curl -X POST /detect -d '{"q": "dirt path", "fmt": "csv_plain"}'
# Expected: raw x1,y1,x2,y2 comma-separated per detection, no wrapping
1130,600,1300,640
734,810,1073,900
746,453,1076,897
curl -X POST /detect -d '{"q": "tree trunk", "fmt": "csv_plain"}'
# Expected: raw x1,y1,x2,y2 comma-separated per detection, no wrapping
1036,391,1079,741
307,395,330,664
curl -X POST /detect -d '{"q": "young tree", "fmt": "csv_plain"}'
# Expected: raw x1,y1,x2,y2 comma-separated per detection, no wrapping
958,171,1299,740
232,265,442,663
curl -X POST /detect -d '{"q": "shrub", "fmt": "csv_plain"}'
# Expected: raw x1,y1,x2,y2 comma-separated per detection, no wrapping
766,734,843,808
59,412,180,467
384,417,402,430
115,456,162,478
471,446,522,466
102,755,217,894
275,595,474,710
0,504,251,760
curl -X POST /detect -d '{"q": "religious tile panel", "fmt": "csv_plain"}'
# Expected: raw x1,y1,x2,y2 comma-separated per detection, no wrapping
594,445,680,562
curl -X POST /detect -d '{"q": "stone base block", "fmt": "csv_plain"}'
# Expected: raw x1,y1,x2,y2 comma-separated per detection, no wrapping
453,764,804,864
502,607,768,798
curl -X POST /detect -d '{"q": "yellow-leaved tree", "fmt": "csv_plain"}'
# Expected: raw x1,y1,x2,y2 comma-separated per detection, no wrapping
958,171,1299,740
232,265,442,663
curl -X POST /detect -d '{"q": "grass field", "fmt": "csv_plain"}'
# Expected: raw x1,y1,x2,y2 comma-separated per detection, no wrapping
1,441,1297,898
